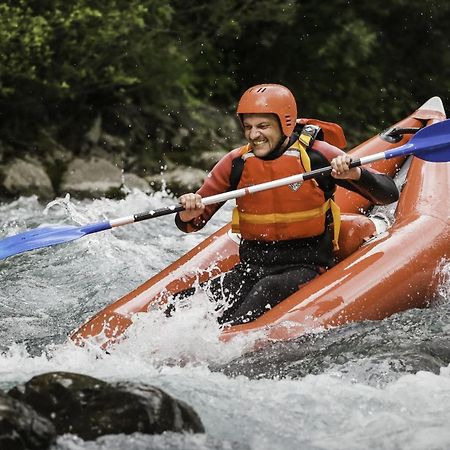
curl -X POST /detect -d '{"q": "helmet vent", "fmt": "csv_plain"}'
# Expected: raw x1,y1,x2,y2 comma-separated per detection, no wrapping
256,87,267,93
285,115,292,125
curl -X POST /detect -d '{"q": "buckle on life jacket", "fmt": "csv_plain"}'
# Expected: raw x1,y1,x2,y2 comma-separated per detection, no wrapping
298,124,322,149
296,118,347,149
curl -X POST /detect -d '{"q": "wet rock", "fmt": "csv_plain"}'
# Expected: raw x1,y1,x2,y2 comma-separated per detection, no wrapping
147,166,206,196
0,391,56,450
8,372,204,440
0,158,54,199
60,157,123,198
122,173,151,193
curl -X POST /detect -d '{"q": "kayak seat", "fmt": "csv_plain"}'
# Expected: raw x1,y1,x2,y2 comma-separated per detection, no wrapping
335,213,379,262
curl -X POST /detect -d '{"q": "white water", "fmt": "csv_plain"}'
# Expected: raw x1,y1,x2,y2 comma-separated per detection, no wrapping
1,190,450,450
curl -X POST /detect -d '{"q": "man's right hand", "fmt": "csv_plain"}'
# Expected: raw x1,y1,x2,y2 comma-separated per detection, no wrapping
178,193,205,222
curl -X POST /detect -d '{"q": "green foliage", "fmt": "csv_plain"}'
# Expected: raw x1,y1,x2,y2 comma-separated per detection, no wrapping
168,0,297,102
0,0,178,97
223,0,450,145
0,0,449,163
0,0,192,148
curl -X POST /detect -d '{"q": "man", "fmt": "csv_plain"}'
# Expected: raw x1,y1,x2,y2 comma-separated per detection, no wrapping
175,84,399,325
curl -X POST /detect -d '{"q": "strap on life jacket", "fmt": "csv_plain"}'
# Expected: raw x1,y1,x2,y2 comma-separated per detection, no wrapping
295,124,341,249
286,125,321,188
329,198,341,250
297,124,322,152
232,198,341,249
296,118,347,149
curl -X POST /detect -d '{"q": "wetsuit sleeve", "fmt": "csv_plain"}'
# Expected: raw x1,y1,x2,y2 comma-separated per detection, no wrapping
311,140,400,205
175,149,240,233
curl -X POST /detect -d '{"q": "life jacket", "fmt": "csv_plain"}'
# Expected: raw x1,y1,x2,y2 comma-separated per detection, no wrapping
231,126,341,247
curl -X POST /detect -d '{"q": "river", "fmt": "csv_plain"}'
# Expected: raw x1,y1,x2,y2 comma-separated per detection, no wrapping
1,189,450,450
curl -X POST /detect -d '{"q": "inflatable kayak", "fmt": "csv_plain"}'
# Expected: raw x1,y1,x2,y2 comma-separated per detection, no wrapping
71,97,449,348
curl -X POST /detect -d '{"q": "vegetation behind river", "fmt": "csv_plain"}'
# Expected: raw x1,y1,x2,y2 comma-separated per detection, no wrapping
0,0,449,198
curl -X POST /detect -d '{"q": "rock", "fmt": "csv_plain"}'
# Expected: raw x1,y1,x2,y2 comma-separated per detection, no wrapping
0,158,54,199
60,157,123,198
122,173,151,193
146,166,206,196
8,372,204,440
0,391,55,450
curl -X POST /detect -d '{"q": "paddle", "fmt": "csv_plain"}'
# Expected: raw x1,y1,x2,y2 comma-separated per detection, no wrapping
1,119,449,260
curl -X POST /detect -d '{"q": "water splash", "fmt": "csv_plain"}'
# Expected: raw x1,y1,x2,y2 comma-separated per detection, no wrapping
436,258,450,300
109,290,262,367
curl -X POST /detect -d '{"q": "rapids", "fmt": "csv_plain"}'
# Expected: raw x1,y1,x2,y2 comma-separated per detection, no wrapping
1,190,450,450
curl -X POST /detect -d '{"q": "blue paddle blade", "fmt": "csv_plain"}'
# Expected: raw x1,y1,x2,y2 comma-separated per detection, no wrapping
410,119,450,162
0,221,111,260
385,119,450,162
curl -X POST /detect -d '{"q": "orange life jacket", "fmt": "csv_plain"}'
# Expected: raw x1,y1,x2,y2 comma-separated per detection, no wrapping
231,136,341,247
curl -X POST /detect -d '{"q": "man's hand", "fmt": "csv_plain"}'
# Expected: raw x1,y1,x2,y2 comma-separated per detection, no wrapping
331,155,361,180
178,193,205,222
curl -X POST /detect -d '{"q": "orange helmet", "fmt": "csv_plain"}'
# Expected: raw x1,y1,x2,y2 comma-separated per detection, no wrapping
237,84,297,136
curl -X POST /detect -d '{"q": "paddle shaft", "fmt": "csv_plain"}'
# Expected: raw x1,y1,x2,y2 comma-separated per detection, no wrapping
1,118,448,261
0,150,390,261
127,147,413,224
130,125,447,223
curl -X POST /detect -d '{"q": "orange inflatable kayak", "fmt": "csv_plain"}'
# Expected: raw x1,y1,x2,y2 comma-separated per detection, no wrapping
71,97,449,349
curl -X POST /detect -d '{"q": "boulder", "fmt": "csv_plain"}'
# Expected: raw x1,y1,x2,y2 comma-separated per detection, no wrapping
0,392,55,450
147,166,206,196
8,372,204,440
60,157,123,198
0,158,54,199
122,172,151,193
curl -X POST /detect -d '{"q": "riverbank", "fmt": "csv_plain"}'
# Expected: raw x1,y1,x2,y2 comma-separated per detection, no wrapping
0,105,241,200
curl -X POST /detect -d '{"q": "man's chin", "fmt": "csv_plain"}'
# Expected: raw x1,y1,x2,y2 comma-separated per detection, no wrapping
253,147,271,157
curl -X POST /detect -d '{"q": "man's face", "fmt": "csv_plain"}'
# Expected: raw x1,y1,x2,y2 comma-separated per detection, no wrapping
242,113,284,157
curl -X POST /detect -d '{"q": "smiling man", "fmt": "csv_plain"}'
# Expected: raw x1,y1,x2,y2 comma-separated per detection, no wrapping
243,114,287,157
175,84,399,325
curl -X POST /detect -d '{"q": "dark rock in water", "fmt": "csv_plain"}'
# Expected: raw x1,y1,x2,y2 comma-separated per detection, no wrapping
0,391,56,450
8,371,204,440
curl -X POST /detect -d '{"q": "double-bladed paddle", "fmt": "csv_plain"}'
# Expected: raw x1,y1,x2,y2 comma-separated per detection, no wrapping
1,119,449,260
